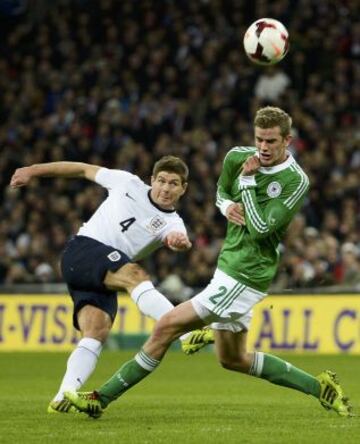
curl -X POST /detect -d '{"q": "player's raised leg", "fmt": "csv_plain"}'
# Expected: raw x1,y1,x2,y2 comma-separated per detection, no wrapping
214,329,353,417
105,263,213,354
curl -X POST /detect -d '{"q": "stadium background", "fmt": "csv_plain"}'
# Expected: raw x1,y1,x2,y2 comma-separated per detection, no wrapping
0,0,358,353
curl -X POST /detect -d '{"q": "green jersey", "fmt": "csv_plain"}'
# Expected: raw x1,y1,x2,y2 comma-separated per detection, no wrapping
216,146,309,292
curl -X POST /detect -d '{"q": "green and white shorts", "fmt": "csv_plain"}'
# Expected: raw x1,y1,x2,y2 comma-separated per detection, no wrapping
191,268,266,332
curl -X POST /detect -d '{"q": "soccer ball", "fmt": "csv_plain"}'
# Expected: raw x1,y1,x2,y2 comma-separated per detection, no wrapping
243,18,289,65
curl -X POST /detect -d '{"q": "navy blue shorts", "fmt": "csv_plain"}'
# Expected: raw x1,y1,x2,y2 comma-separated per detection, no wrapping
61,235,132,330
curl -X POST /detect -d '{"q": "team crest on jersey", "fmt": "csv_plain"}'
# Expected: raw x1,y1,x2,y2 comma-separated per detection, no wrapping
107,251,121,262
146,215,167,234
267,181,282,198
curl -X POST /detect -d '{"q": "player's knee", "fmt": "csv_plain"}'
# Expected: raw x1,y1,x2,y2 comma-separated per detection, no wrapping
126,263,150,281
124,264,150,292
104,263,150,291
152,315,179,345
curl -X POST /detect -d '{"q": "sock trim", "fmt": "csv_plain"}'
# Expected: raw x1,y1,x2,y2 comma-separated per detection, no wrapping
131,281,154,304
249,351,264,377
135,349,160,372
77,345,98,359
77,337,103,357
137,289,157,306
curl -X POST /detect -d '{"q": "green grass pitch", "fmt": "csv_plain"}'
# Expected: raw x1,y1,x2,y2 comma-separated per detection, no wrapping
0,351,359,444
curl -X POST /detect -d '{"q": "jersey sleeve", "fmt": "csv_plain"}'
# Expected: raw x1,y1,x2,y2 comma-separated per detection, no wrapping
161,217,187,241
216,149,244,216
95,167,135,190
239,173,309,240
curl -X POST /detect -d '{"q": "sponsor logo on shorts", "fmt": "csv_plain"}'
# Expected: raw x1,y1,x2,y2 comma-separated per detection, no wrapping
107,251,121,262
146,215,166,234
267,181,282,198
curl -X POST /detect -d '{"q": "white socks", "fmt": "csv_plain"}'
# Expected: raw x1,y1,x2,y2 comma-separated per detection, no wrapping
130,281,191,342
131,281,174,321
53,337,102,401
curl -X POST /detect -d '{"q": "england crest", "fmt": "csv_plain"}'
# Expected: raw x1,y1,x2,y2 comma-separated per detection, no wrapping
107,251,121,262
146,215,167,234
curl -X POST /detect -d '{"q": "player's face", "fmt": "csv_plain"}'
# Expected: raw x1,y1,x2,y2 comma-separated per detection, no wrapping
255,126,291,167
150,171,187,209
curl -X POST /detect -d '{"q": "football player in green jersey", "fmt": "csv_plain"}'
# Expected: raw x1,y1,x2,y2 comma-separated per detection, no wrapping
65,107,352,418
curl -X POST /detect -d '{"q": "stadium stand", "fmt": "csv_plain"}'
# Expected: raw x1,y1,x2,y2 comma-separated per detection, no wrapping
0,0,358,290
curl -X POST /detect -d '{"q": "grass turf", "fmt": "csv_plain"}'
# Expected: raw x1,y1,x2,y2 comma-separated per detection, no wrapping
0,351,359,444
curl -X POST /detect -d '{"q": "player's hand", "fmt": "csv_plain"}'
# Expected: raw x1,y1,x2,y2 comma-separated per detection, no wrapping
165,232,192,251
225,203,246,226
241,155,261,176
10,167,34,188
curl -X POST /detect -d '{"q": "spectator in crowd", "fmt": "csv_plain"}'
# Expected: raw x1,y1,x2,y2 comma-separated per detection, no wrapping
0,0,359,290
254,66,291,102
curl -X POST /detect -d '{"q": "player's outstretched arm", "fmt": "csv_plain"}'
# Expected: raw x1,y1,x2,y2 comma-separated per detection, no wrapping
10,162,101,187
164,231,192,252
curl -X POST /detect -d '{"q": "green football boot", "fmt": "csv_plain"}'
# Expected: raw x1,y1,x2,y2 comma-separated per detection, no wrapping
47,399,79,414
317,370,354,417
64,391,103,418
181,328,215,355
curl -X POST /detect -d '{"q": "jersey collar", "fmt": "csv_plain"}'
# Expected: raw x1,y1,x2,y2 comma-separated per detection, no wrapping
147,190,176,213
257,151,295,174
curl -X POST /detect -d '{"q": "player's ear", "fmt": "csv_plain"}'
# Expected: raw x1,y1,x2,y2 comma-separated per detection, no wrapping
151,175,155,185
180,182,188,195
284,134,292,147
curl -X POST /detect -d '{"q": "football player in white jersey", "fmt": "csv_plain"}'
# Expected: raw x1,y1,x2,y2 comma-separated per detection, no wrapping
10,155,214,414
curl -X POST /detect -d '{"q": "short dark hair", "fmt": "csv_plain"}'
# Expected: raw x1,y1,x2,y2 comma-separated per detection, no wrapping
152,156,189,184
254,106,292,137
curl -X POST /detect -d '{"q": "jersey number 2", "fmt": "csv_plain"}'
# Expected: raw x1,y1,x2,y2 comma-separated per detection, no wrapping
209,285,227,304
119,217,136,232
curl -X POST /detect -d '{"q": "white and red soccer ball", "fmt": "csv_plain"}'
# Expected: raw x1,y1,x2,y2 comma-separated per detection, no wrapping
243,18,289,65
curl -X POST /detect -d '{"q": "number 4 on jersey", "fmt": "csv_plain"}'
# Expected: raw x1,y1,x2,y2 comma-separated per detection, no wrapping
119,217,136,232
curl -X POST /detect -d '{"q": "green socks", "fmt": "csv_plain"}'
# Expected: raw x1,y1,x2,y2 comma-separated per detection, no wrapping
98,349,160,407
95,349,321,409
250,352,321,397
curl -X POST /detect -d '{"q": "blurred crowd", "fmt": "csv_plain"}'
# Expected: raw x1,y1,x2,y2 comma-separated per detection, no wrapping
0,0,359,292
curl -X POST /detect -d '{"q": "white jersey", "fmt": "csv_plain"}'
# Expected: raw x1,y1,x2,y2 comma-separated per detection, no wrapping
77,168,187,261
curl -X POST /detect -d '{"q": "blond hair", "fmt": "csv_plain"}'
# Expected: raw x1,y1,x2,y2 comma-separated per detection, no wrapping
254,106,292,137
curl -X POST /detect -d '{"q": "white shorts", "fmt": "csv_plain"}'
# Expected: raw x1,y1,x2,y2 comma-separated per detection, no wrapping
191,268,266,333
